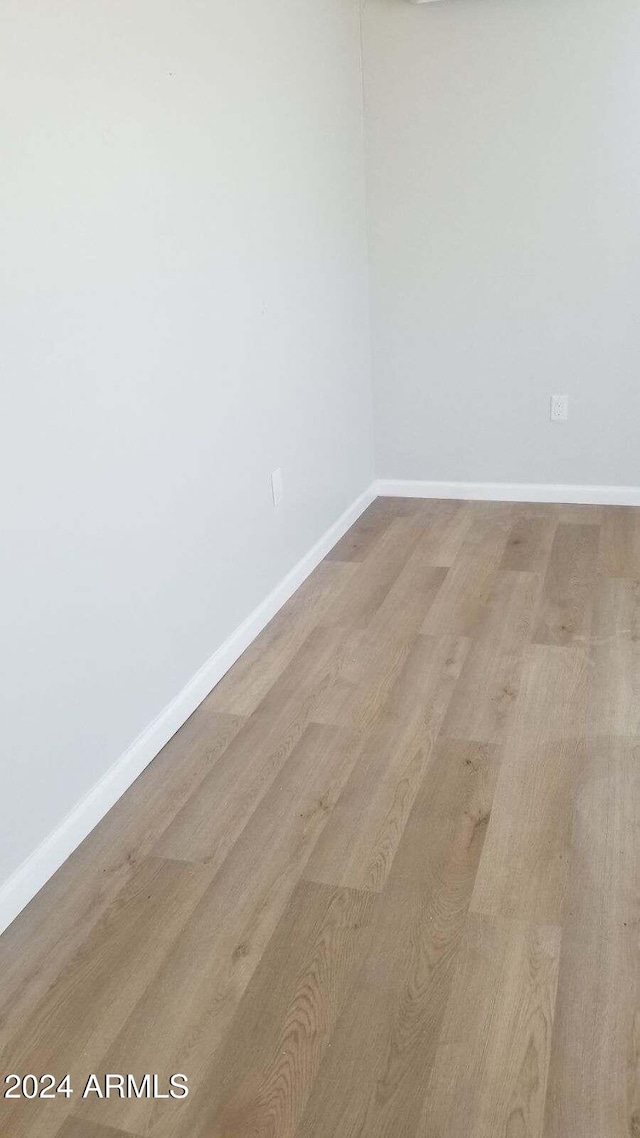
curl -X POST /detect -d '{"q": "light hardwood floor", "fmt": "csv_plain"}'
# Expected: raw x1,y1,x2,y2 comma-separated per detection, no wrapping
1,496,638,1138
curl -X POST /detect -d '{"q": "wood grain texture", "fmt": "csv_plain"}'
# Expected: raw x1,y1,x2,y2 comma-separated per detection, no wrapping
411,500,475,568
309,624,416,734
299,740,498,1138
0,706,245,1046
1,497,638,1138
510,642,587,742
209,560,358,716
597,505,640,579
304,635,469,892
543,736,640,1138
439,569,542,744
153,626,348,866
55,1121,136,1138
419,915,561,1138
1,858,214,1138
557,503,605,526
533,522,599,646
76,725,362,1138
322,495,437,565
501,514,557,573
422,514,512,638
319,516,425,630
186,881,376,1138
324,498,396,563
471,737,584,925
0,709,243,1051
588,575,640,737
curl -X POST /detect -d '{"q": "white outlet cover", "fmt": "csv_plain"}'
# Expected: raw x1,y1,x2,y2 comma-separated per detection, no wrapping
550,394,569,422
271,467,284,507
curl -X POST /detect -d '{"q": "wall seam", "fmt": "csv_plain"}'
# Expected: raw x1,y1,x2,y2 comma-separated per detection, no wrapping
357,0,377,483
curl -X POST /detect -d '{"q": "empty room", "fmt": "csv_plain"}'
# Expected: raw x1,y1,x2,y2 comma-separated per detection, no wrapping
1,0,638,1135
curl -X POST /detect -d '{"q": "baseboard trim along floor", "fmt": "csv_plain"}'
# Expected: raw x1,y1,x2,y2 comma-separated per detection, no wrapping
375,477,640,506
2,471,637,934
0,483,376,935
3,493,635,1135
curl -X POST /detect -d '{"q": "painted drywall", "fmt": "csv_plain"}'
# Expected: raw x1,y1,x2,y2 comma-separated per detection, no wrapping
363,0,640,485
0,0,372,889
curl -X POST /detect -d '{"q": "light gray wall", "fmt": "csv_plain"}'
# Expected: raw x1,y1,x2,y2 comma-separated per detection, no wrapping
0,0,372,886
364,0,640,486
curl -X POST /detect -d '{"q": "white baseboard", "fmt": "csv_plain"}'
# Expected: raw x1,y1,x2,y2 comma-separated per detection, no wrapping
375,478,640,507
0,483,377,937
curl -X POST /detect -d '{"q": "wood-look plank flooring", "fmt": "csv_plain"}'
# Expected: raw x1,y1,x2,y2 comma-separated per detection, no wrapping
1,496,638,1138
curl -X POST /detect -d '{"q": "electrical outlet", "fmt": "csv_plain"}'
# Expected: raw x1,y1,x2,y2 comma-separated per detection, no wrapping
550,394,569,422
271,467,284,507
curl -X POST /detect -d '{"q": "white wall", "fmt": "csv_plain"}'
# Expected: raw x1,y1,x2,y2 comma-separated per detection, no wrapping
0,0,372,889
364,0,640,486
